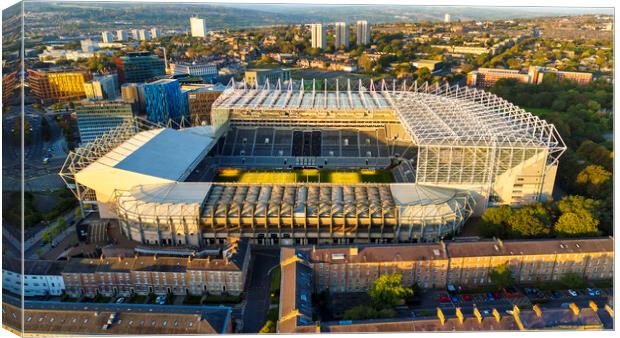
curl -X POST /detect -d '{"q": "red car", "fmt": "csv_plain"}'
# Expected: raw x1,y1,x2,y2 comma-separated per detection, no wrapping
492,291,502,299
462,294,472,302
438,294,450,303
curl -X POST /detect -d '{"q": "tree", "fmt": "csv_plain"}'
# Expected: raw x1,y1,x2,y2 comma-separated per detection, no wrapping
489,263,514,289
343,305,395,320
554,196,601,237
554,212,599,237
358,53,373,73
576,165,611,186
507,204,551,238
368,273,412,309
560,272,586,289
57,217,68,231
41,232,50,244
480,205,513,238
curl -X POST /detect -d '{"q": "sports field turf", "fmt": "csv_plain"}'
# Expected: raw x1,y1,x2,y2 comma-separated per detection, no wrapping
214,168,394,184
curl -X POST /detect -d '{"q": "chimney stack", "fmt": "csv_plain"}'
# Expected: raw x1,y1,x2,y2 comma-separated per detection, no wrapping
473,307,483,323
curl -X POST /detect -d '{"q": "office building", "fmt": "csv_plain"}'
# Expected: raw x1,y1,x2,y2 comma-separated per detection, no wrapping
445,13,451,23
150,27,161,39
27,68,92,102
138,29,151,41
186,84,225,126
310,23,326,49
356,20,371,45
190,17,208,38
171,62,218,79
244,68,291,87
116,29,128,41
75,101,134,144
143,78,188,124
2,71,17,106
121,82,146,114
334,22,349,49
101,31,115,43
412,59,445,73
114,52,165,83
84,74,119,100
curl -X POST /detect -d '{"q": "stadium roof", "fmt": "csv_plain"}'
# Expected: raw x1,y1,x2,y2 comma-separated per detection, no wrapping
213,80,566,153
72,125,216,207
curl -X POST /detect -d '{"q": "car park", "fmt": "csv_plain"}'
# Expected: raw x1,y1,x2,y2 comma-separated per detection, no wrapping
438,294,450,303
155,295,167,305
492,291,502,299
551,291,563,299
482,309,491,316
116,297,125,304
587,288,601,296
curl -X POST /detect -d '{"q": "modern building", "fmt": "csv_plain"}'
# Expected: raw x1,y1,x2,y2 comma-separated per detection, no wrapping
130,28,139,40
186,84,225,126
171,62,218,79
356,20,371,46
277,237,613,333
116,29,128,41
121,82,146,114
334,22,349,49
76,101,134,144
62,238,250,297
466,66,593,87
190,17,208,38
310,23,326,49
444,13,451,23
243,68,291,87
150,27,161,39
101,31,115,43
81,39,98,52
27,68,92,103
2,302,233,335
114,52,165,83
412,59,445,73
143,78,188,124
84,74,119,100
138,29,151,41
3,256,66,297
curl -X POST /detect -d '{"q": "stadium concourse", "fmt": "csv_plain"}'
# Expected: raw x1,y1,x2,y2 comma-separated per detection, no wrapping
60,80,565,246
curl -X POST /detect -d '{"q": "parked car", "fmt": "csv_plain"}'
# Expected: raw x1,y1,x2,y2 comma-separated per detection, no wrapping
587,288,601,296
568,289,578,297
462,294,472,302
450,295,459,303
156,295,167,305
535,291,546,299
504,286,521,299
551,291,563,299
482,309,492,316
438,294,450,303
486,292,495,301
492,291,502,299
116,297,125,304
561,302,571,308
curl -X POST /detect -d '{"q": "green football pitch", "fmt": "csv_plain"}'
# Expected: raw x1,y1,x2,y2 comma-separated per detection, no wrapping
214,168,394,184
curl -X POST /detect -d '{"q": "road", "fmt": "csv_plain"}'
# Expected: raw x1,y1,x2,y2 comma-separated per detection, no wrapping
242,248,280,333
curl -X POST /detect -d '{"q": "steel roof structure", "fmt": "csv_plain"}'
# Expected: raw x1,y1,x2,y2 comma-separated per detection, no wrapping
214,79,566,163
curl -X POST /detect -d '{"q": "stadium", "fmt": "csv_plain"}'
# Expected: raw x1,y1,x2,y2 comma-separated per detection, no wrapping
60,80,566,246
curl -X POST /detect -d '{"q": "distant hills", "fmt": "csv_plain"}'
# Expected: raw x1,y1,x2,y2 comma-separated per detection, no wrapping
24,2,614,33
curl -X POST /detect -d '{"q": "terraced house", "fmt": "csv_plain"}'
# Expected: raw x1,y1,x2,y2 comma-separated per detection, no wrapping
62,238,250,298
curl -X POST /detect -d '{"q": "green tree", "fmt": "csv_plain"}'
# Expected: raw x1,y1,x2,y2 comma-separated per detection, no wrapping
559,272,586,289
507,204,551,238
41,232,50,244
343,305,395,320
368,273,412,309
489,263,514,289
57,216,68,231
576,165,611,186
554,196,601,237
480,205,513,238
358,53,373,73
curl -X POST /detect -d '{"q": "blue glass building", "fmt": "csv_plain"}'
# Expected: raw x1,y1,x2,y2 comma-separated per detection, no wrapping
143,79,188,124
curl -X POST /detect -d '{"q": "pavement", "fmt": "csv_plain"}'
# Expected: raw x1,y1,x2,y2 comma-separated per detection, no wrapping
241,248,280,333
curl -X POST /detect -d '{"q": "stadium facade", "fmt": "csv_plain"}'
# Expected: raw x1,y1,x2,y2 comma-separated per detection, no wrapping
60,80,565,246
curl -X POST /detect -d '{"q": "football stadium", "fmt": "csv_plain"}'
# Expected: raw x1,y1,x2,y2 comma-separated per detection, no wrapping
60,80,566,246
